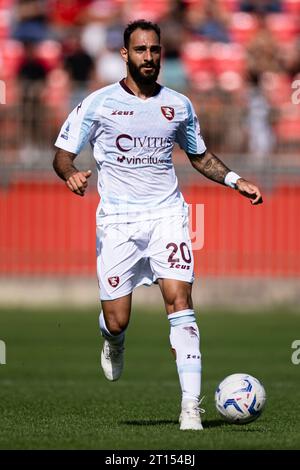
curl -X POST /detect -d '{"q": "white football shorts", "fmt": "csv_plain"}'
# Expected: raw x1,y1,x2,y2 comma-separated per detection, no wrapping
96,215,194,300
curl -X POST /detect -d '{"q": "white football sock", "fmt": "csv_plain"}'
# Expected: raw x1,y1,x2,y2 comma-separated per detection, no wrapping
99,311,125,346
168,309,201,404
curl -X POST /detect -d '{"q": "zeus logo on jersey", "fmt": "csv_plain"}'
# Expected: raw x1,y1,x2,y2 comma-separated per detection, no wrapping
116,134,172,152
111,110,134,115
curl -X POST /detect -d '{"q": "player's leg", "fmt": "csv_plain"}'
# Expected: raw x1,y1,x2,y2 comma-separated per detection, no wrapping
158,278,203,430
158,278,193,314
100,293,132,337
99,294,132,381
149,214,203,430
97,221,150,381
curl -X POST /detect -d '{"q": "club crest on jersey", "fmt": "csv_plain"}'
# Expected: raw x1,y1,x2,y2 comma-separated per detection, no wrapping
108,276,120,288
161,106,175,121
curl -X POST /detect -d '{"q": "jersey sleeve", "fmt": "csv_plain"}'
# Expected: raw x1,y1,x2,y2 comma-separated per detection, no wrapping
54,92,102,154
175,97,207,155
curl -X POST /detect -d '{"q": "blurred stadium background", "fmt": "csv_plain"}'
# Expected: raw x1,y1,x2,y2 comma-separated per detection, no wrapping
0,0,300,308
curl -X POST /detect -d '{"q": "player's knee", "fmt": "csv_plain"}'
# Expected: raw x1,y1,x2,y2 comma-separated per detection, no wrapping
167,295,193,314
105,317,129,336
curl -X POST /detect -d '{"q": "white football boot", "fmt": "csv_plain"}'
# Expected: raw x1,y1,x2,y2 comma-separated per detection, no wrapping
101,340,124,381
179,398,205,431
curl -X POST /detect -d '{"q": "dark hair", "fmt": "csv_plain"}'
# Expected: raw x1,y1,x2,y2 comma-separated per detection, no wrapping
123,19,161,48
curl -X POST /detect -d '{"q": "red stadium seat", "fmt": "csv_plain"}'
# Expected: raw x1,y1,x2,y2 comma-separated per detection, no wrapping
123,0,171,22
261,72,293,106
282,0,300,14
184,0,238,12
211,42,246,75
181,41,246,86
49,0,91,26
43,68,70,122
275,104,300,142
276,117,300,141
181,41,212,75
0,0,14,7
35,40,62,72
0,7,10,39
192,70,216,91
218,70,243,91
0,39,25,79
265,13,299,43
0,78,20,105
219,0,239,12
230,12,259,44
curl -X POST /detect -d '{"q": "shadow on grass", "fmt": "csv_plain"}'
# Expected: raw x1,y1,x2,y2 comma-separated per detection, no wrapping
202,419,229,429
202,420,266,431
121,419,178,426
120,419,226,428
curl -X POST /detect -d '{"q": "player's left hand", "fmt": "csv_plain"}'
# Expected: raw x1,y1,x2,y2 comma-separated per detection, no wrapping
236,178,263,205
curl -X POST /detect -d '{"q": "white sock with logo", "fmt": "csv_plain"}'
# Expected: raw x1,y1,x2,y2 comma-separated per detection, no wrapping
99,311,125,346
168,309,201,405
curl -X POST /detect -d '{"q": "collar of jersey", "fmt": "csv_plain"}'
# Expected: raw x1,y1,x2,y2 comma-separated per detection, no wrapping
119,78,162,100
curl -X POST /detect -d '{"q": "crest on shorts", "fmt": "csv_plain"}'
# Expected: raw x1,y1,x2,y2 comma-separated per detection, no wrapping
108,276,120,288
161,106,175,121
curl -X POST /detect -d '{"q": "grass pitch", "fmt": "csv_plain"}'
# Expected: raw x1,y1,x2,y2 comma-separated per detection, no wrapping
0,305,300,450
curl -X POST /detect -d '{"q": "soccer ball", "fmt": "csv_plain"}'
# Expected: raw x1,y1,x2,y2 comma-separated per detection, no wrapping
215,373,266,424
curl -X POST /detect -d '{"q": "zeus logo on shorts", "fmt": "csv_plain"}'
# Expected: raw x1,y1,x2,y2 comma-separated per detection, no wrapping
108,276,120,288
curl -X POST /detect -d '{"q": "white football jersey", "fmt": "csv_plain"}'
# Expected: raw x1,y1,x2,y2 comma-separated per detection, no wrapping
55,79,206,223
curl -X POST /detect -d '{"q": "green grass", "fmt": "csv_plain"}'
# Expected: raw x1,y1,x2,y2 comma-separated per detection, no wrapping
0,306,300,449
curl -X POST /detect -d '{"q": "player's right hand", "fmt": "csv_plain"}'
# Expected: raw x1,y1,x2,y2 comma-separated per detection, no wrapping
66,170,92,196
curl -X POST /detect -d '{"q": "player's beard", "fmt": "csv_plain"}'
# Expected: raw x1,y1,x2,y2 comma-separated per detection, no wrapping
127,55,160,86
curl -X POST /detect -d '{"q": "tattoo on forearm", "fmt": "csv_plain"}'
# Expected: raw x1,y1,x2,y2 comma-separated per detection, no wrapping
203,153,230,182
204,158,213,171
189,152,231,184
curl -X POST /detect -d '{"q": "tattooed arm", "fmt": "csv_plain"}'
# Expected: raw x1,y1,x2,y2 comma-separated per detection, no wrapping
188,151,231,185
187,150,263,205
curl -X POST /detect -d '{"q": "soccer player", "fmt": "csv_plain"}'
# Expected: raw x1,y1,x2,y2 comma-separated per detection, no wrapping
53,20,263,431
